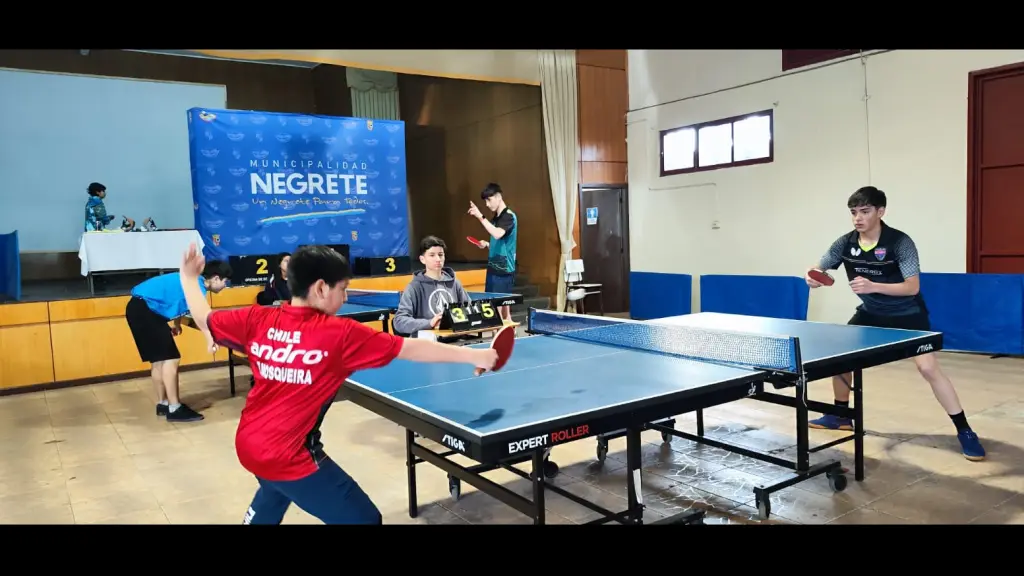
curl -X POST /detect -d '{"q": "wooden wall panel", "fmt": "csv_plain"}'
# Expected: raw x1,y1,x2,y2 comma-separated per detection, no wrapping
399,75,559,297
573,50,629,259
0,324,53,389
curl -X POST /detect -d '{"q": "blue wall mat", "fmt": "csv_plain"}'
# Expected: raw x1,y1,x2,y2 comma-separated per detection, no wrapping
920,273,1024,355
629,272,692,319
0,230,21,302
699,275,809,320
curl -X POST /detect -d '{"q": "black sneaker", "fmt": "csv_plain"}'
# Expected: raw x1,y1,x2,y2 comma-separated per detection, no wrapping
167,403,204,423
156,403,169,417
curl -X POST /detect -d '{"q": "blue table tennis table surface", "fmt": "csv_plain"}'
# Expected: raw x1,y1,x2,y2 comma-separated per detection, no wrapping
345,312,940,439
337,290,518,318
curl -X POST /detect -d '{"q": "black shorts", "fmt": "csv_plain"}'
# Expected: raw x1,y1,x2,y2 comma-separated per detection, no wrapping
125,296,180,363
848,308,931,332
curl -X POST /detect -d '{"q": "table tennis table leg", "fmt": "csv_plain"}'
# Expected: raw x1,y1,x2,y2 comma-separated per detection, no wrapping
795,379,810,472
853,369,865,481
625,427,644,524
531,450,546,525
405,429,419,518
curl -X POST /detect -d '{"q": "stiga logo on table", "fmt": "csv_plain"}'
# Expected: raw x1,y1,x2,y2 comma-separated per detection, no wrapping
441,434,466,453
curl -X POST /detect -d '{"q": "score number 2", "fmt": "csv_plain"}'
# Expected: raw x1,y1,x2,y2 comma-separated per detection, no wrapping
255,258,269,275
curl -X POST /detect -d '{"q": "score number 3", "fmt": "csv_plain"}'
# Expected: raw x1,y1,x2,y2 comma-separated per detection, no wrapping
449,302,496,324
384,257,396,273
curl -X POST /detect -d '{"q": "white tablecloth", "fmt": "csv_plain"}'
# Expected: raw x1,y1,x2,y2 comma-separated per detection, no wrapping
78,230,205,276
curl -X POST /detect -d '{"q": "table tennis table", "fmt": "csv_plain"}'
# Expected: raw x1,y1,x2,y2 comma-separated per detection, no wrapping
340,308,943,525
220,288,523,396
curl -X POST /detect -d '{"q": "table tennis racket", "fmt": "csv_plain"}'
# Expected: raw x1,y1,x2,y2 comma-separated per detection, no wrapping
475,324,516,376
808,268,835,286
467,236,484,248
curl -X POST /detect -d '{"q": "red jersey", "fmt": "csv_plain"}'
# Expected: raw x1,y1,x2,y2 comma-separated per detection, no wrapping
207,303,404,481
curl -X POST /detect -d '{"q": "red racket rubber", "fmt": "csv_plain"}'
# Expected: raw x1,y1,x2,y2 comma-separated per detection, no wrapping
467,236,483,247
808,268,835,286
475,324,516,376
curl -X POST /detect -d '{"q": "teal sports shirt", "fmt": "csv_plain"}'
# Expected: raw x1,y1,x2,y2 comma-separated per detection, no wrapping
487,207,517,274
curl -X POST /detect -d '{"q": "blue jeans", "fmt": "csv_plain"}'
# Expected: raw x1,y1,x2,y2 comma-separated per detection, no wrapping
486,270,515,293
243,456,382,525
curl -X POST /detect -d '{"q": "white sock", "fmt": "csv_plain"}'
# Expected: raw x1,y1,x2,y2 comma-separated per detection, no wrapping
169,403,181,412
158,400,169,406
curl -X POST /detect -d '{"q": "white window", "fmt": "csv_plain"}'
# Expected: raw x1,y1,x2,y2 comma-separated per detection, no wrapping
660,110,773,176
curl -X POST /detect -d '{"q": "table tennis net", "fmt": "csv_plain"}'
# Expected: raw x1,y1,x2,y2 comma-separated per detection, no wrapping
345,289,399,308
528,309,800,374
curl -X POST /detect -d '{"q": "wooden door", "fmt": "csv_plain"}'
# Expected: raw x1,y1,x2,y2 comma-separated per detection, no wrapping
968,61,1024,273
579,185,630,313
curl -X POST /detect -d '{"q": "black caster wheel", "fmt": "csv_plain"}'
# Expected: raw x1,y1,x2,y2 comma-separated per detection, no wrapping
661,431,673,444
543,459,560,479
596,439,608,462
448,475,461,501
755,494,771,520
827,471,848,493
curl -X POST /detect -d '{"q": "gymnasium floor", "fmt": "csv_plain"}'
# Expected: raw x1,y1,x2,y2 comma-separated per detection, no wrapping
1,350,1023,525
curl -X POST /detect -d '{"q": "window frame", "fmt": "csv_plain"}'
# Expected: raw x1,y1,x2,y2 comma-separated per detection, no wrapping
781,49,871,72
658,109,775,177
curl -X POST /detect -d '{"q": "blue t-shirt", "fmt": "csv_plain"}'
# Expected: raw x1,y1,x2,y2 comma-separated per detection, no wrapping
131,272,207,320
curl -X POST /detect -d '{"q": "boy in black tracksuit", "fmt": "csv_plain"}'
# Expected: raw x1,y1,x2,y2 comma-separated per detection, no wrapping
393,236,471,337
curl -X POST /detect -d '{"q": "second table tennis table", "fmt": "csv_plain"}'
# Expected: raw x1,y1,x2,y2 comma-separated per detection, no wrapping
340,308,943,525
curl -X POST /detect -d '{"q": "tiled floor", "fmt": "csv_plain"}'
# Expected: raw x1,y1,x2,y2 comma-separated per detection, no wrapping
1,350,1023,525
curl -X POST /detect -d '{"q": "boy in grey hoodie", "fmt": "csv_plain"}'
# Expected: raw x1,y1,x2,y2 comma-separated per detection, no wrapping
392,236,472,337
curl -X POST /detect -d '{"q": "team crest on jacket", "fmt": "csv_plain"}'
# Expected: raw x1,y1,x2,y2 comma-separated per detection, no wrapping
874,247,886,261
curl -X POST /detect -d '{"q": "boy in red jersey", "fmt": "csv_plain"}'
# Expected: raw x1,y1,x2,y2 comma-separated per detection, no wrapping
178,243,497,524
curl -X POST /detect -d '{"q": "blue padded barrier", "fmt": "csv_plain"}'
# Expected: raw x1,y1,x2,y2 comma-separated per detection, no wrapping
699,275,809,321
920,272,1024,356
629,272,692,319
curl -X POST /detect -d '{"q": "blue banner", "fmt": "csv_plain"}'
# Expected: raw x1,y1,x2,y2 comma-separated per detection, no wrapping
187,108,410,262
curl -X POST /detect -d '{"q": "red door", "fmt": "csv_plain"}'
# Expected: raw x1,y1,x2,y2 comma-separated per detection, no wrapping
968,61,1024,273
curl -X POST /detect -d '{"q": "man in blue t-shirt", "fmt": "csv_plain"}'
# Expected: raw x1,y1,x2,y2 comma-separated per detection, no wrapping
469,182,517,321
125,260,232,422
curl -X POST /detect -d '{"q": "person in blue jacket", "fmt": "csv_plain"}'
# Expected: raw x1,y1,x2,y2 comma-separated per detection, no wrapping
84,182,116,231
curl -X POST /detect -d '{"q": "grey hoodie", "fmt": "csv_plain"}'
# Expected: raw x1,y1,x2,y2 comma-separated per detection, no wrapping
392,267,471,336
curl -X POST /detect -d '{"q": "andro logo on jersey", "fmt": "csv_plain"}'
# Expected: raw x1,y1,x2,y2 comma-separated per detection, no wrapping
248,328,327,385
441,434,466,453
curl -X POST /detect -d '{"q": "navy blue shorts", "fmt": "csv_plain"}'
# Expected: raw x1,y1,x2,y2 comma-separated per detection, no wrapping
243,456,382,525
485,270,515,294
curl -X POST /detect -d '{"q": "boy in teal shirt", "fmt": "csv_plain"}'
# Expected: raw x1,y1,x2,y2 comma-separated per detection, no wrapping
469,182,517,321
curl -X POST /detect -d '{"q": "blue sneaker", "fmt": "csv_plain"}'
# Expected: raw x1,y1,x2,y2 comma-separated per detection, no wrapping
809,414,854,431
957,429,986,461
